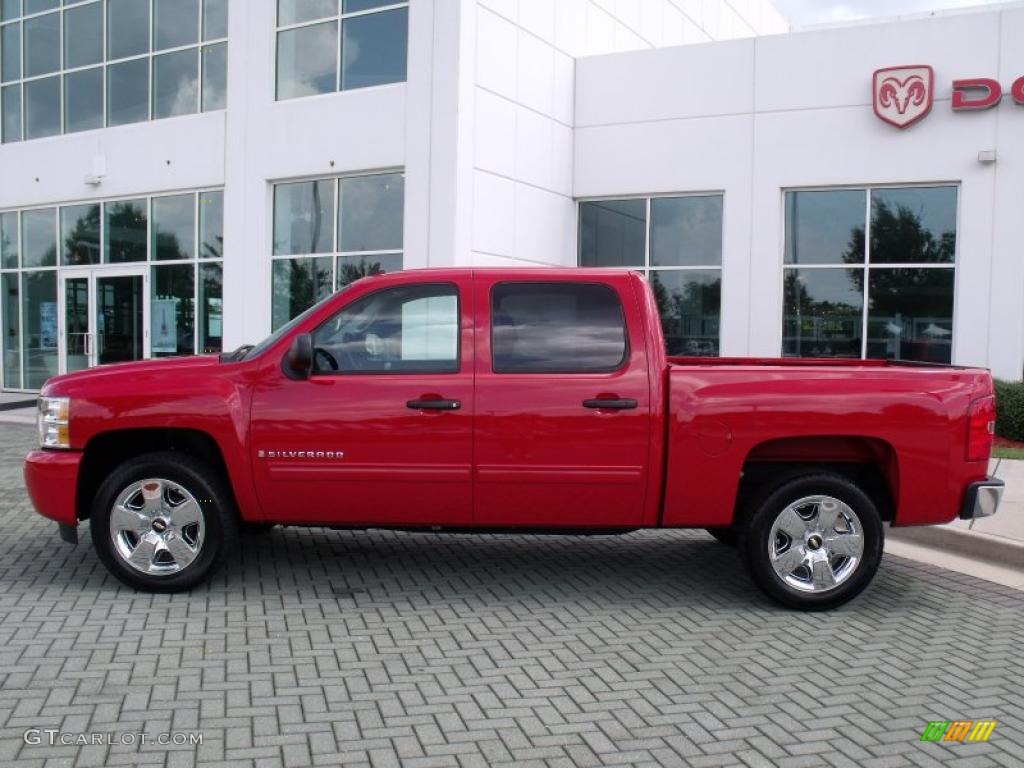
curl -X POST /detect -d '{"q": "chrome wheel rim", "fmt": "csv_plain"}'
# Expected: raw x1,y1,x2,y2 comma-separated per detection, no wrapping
109,478,205,575
768,495,864,593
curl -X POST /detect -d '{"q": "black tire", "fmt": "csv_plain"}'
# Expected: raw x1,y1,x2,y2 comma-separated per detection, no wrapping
705,527,738,546
89,451,238,592
739,472,884,610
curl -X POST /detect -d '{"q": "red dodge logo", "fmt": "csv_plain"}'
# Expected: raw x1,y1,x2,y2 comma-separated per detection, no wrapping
873,65,934,129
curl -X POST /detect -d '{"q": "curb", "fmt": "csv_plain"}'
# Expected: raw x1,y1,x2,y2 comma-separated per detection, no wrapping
888,525,1024,569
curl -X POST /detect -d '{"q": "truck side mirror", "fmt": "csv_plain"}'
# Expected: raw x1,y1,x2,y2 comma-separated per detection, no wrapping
283,333,313,380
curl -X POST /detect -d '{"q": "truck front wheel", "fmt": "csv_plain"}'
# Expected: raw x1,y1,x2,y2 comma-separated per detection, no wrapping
89,452,238,592
740,473,883,610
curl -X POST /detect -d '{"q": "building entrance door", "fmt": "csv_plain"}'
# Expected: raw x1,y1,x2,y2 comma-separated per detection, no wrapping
60,268,149,374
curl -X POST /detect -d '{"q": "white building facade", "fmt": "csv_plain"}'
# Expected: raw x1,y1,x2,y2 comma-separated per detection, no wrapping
2,0,1023,393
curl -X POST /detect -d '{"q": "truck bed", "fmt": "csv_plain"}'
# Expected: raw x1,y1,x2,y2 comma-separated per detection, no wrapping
659,358,994,529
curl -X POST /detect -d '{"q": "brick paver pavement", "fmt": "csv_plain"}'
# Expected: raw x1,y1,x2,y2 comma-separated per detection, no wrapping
1,423,1022,768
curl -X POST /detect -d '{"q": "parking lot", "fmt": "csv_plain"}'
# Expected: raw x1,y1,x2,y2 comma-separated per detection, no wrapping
1,422,1022,767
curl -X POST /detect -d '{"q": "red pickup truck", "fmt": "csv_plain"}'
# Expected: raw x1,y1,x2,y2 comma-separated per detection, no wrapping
24,269,1003,609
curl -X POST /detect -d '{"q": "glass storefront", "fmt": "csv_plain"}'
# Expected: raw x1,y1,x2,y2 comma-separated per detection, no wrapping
783,185,957,363
0,189,224,390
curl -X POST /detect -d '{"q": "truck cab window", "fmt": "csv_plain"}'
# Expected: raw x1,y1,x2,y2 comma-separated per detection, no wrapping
491,282,627,373
311,283,459,373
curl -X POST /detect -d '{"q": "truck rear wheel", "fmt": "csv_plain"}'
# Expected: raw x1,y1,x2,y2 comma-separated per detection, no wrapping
740,473,883,610
89,452,238,592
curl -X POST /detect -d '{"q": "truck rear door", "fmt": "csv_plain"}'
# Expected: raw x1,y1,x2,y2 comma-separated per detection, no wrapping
472,274,652,527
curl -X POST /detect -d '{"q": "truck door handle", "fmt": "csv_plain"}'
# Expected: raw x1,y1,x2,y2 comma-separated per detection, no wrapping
407,398,461,411
583,398,638,410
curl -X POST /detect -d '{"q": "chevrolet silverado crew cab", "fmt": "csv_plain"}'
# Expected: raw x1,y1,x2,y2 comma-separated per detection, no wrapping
24,269,1004,609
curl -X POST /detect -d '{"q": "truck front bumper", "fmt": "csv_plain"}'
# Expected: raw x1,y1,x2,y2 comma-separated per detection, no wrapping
960,477,1004,520
24,450,82,537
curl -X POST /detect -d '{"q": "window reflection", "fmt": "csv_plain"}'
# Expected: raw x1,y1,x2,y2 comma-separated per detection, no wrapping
339,173,404,252
491,282,627,373
341,8,408,90
153,49,199,119
578,200,645,268
785,190,866,265
61,204,101,266
21,208,56,268
105,199,148,263
652,271,721,357
783,269,863,358
272,257,332,331
867,268,953,363
274,180,335,255
650,196,722,268
870,187,956,264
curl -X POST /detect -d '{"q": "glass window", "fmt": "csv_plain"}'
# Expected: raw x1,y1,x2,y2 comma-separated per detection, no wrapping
338,173,403,252
1,211,18,268
1,0,20,22
201,41,226,111
21,208,56,268
276,20,337,100
24,75,59,139
782,268,864,359
2,272,20,389
341,7,407,90
21,270,57,389
652,270,721,356
64,1,103,68
107,57,149,125
1,84,20,142
25,0,57,12
2,21,21,81
870,187,957,264
312,283,459,374
650,195,723,267
784,190,866,265
278,0,337,26
202,0,228,40
578,194,723,356
272,173,405,327
152,263,195,356
336,253,401,290
866,268,954,363
60,203,100,266
154,0,199,51
23,11,59,78
491,282,627,373
153,48,198,118
578,199,645,268
198,261,222,354
107,0,150,60
64,67,103,133
272,256,332,331
105,199,147,263
199,190,223,259
152,194,195,261
782,185,957,362
274,180,335,255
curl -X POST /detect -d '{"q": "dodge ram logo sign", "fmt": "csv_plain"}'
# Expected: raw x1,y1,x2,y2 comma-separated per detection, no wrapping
873,65,934,129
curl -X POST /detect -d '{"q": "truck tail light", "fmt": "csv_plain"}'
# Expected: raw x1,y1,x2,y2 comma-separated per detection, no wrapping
966,395,996,462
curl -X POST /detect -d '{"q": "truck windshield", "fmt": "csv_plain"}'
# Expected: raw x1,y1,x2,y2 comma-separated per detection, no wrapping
241,290,347,361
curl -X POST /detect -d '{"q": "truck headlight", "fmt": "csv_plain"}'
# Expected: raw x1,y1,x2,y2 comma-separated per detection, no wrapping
38,397,71,449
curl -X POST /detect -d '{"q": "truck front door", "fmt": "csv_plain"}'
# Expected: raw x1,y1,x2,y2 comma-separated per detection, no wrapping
249,278,474,526
472,276,652,527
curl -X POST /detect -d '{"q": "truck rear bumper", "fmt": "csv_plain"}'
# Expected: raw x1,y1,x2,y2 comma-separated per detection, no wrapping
960,477,1004,520
24,449,81,528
